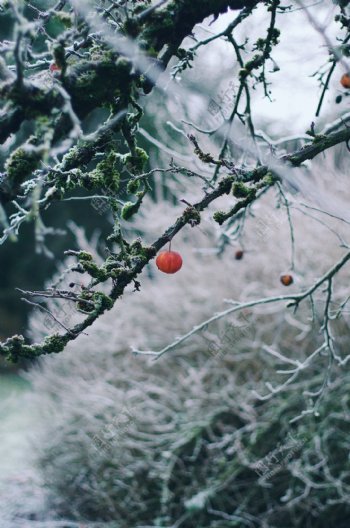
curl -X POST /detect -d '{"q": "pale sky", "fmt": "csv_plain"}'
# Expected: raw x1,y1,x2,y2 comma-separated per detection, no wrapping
190,2,346,136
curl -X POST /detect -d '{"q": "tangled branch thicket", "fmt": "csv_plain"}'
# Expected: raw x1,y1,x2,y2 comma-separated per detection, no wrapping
14,186,350,527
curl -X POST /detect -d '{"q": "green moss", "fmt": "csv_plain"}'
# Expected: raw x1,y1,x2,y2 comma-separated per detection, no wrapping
232,182,253,199
75,70,98,89
76,290,94,313
142,245,157,259
183,206,201,226
5,146,41,184
239,67,249,80
255,38,266,51
56,148,121,194
129,239,143,255
213,211,226,225
89,43,115,63
89,151,120,193
42,334,67,354
121,200,141,221
127,178,141,194
61,145,82,169
129,239,157,261
261,172,277,186
65,55,133,114
78,291,113,314
271,27,281,41
75,252,111,281
92,292,113,311
84,263,109,281
124,147,149,173
250,166,269,183
78,251,93,261
218,176,234,194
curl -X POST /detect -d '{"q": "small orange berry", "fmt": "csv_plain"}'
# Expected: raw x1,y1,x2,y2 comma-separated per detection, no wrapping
341,73,350,89
49,62,61,73
280,273,294,286
156,251,183,274
235,249,244,260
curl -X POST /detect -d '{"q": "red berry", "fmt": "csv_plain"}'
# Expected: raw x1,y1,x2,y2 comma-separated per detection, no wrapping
156,251,183,274
341,73,350,89
49,62,60,72
235,249,244,260
280,274,293,286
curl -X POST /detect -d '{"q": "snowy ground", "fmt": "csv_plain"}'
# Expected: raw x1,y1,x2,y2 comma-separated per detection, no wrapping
0,373,117,527
0,374,49,526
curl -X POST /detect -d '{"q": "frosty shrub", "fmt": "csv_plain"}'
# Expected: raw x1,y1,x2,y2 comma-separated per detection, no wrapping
20,154,350,526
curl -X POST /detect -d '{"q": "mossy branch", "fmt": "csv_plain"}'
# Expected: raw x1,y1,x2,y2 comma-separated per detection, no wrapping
2,119,350,361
